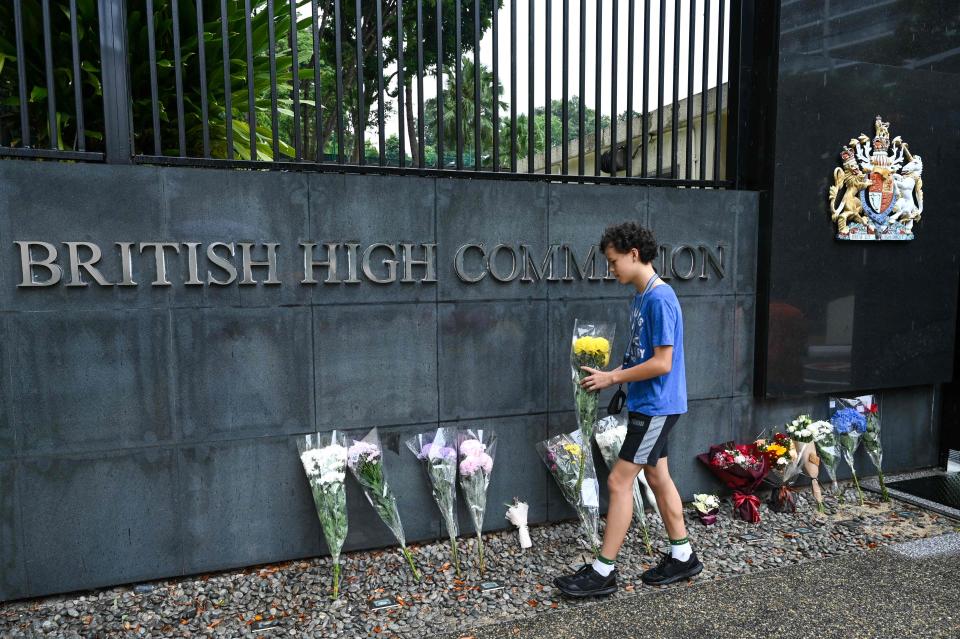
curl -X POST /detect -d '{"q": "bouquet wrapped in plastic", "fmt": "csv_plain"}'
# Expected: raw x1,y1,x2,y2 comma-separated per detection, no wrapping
692,493,720,525
785,415,834,512
537,430,601,554
757,432,809,513
594,415,656,555
859,396,889,501
570,320,614,495
505,498,532,549
698,441,770,523
830,397,868,506
457,429,497,573
407,427,461,576
297,431,349,599
345,427,421,581
813,421,843,502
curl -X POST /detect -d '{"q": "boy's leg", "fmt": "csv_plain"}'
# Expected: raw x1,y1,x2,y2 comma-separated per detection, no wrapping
599,459,644,559
641,454,703,585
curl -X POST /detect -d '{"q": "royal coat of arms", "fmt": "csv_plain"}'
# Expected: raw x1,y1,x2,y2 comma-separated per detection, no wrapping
828,115,924,241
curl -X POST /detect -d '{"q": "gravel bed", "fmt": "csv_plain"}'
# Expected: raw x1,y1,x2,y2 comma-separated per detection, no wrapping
2,484,956,639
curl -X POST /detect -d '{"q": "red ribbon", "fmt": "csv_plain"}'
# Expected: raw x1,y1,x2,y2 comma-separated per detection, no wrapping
733,492,761,523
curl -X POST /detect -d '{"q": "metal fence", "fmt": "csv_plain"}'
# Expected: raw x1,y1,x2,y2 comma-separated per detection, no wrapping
0,0,746,187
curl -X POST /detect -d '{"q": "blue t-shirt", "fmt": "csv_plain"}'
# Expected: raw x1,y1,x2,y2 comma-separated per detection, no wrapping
624,283,687,415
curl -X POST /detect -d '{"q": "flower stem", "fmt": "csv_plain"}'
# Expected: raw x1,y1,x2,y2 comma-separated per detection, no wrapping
401,547,421,582
450,536,461,578
477,532,485,575
331,562,341,600
851,470,864,506
877,471,890,502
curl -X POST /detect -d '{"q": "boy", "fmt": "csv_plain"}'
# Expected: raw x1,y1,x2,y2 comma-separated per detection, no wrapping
555,222,702,597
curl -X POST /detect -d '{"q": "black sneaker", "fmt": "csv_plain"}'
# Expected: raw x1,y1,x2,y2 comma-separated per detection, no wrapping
553,563,592,589
640,551,703,586
557,566,618,598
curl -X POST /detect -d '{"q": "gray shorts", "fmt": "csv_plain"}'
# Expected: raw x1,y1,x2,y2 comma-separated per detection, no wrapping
618,412,681,466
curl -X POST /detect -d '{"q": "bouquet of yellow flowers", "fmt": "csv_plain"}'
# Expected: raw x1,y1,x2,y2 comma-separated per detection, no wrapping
537,431,601,554
570,320,615,495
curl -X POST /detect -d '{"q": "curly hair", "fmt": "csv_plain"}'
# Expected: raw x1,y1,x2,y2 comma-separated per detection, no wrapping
599,222,658,264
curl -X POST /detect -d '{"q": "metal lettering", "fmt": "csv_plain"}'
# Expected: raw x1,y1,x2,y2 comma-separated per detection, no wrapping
206,242,237,286
300,242,342,284
699,244,725,280
520,244,560,282
401,243,437,283
238,242,280,285
344,242,361,284
15,241,62,287
139,242,180,286
65,241,112,287
454,244,486,283
116,242,138,286
489,244,520,282
670,245,697,280
563,244,601,281
182,242,203,286
361,243,398,284
657,244,673,281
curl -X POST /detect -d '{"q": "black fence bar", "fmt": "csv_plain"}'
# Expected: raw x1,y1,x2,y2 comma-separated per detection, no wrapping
146,0,161,154
13,0,30,147
593,0,601,177
671,0,680,178
334,0,345,163
492,0,500,171
376,0,385,166
714,0,726,182
609,0,617,176
685,0,695,180
195,0,210,158
290,0,301,161
171,0,186,156
396,0,405,169
5,0,740,187
243,0,257,159
436,0,444,169
641,0,649,177
527,0,534,173
354,0,364,165
416,0,425,169
700,0,710,181
40,0,57,149
474,0,481,171
655,0,665,176
577,0,585,177
68,0,85,152
625,0,634,176
561,0,569,175
544,0,551,175
268,0,281,159
311,0,322,162
455,0,463,170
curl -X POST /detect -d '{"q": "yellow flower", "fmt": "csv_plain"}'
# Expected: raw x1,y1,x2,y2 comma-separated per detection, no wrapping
573,336,612,366
562,443,582,457
766,444,787,457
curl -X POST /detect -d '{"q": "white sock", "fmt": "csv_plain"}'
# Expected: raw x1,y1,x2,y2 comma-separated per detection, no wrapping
670,540,692,562
591,558,615,577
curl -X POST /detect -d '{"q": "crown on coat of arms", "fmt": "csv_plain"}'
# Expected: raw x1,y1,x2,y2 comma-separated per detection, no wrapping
873,115,890,151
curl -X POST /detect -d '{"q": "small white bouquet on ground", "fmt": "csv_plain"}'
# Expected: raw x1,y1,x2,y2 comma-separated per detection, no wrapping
505,498,532,549
692,493,720,525
457,429,497,574
594,415,656,555
297,431,349,599
407,427,461,577
345,427,421,581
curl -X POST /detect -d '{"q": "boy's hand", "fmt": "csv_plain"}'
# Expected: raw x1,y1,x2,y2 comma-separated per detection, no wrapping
580,366,615,391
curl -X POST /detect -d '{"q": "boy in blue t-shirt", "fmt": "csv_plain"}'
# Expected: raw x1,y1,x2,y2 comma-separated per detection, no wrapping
556,222,702,598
